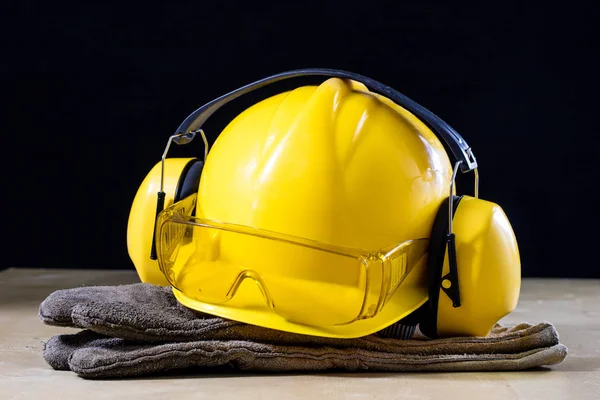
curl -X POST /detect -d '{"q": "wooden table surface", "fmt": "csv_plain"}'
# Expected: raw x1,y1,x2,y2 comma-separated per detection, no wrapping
0,268,598,399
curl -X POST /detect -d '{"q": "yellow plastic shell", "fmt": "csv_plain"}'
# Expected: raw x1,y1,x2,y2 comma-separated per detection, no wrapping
127,158,197,286
170,78,454,337
436,196,521,337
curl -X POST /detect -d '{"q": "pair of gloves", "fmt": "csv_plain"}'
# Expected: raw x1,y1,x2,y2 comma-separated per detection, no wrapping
39,282,568,379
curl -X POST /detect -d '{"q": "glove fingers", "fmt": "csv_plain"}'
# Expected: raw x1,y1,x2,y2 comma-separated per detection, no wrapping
43,330,110,370
39,286,123,327
39,283,212,333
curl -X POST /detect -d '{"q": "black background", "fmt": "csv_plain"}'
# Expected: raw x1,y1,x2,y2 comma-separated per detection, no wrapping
4,2,599,278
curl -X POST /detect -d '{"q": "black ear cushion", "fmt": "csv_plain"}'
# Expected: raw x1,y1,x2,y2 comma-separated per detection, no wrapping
174,159,205,202
419,195,463,339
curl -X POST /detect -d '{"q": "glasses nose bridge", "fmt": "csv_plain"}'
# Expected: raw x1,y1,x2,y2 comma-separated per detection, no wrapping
226,270,275,309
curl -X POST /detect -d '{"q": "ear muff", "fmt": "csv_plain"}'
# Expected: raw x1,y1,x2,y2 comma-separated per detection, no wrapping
419,195,521,338
174,159,204,202
127,157,202,285
130,69,521,339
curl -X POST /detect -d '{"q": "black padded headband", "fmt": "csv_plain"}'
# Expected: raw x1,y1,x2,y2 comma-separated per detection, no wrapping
175,68,477,172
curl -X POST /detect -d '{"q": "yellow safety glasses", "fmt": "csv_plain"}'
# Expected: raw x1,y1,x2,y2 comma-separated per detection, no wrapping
156,193,429,327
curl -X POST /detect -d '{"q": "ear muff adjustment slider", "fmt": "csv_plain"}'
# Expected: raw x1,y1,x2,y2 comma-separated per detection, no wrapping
441,232,461,307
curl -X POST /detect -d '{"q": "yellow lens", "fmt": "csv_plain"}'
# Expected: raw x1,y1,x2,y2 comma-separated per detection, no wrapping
156,195,428,328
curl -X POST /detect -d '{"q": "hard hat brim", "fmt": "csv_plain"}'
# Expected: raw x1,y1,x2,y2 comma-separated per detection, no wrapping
172,256,429,338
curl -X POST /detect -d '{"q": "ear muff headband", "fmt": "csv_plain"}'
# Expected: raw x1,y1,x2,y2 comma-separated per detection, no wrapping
174,68,477,173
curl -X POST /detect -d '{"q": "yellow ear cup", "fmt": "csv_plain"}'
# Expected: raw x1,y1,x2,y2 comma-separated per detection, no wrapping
436,196,521,337
127,158,198,285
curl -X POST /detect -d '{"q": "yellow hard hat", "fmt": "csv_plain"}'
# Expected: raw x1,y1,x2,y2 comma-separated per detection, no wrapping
128,69,521,339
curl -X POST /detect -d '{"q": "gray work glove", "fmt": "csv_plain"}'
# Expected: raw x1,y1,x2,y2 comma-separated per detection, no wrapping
39,283,568,379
